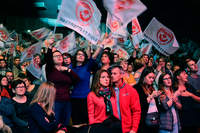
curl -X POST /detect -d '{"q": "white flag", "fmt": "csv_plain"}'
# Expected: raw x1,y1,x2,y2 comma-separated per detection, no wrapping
111,44,130,60
106,13,128,38
0,41,4,47
103,0,147,25
57,0,101,44
55,32,77,55
101,33,116,48
20,42,42,63
131,17,144,46
144,17,179,56
140,42,152,55
31,27,51,40
0,25,9,42
27,58,42,80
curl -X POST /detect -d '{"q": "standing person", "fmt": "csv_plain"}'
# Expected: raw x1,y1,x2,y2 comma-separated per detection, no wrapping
0,76,10,99
111,65,141,133
11,79,29,133
28,82,67,133
100,51,113,70
18,74,39,102
12,57,22,79
134,67,160,133
87,69,121,133
133,58,146,84
70,49,99,125
158,73,181,133
62,53,72,67
0,59,8,77
113,53,120,65
45,47,80,126
155,57,167,85
120,59,136,86
5,71,14,97
185,58,200,91
173,68,200,133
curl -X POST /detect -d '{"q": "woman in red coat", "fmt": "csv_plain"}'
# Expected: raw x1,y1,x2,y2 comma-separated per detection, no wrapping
87,69,121,133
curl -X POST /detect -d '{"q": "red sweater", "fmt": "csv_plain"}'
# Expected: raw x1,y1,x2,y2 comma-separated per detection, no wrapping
118,83,141,133
87,91,119,125
45,48,80,101
0,87,10,98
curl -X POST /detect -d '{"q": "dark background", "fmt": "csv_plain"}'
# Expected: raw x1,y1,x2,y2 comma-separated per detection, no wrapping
0,0,200,46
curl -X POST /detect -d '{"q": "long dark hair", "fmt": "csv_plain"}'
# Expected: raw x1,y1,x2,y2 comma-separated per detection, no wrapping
72,49,88,68
100,51,113,65
0,76,8,88
173,67,186,90
91,69,115,97
137,67,155,95
138,66,154,86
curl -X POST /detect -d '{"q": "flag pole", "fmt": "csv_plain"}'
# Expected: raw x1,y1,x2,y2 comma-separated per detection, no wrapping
53,21,57,35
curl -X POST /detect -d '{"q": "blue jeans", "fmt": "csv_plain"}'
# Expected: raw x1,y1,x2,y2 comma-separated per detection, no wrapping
159,122,179,133
54,101,71,126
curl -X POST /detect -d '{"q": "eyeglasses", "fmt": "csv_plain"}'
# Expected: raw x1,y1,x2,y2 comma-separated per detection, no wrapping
53,55,62,58
16,86,25,89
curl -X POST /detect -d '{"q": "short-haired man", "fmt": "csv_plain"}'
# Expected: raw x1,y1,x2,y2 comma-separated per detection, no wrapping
0,59,7,76
186,59,200,91
111,65,141,133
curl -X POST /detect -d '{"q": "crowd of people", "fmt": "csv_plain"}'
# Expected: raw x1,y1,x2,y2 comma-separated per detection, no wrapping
0,31,200,133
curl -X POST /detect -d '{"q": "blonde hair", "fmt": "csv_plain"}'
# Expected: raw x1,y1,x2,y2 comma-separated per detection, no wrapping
30,82,56,114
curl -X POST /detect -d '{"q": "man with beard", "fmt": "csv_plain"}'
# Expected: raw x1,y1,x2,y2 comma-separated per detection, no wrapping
186,58,200,91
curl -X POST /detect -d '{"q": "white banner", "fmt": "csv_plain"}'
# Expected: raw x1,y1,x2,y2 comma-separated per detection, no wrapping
131,17,144,46
55,32,77,55
103,0,147,25
57,0,101,44
144,17,179,56
140,41,152,55
101,33,116,48
27,58,42,80
20,42,42,63
31,27,51,40
0,26,9,42
111,44,130,60
106,13,128,38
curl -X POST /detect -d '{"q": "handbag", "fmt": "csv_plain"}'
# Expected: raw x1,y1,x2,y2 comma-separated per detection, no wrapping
145,112,160,127
145,98,160,127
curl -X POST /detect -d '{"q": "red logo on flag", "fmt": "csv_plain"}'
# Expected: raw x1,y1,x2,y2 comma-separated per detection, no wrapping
32,31,43,39
117,49,127,58
132,19,141,35
60,37,69,50
76,0,94,26
117,38,125,43
115,0,135,12
0,30,8,41
110,20,120,31
157,28,174,45
27,46,36,58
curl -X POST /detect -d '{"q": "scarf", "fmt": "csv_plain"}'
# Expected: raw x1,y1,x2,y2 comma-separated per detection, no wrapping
98,88,113,116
